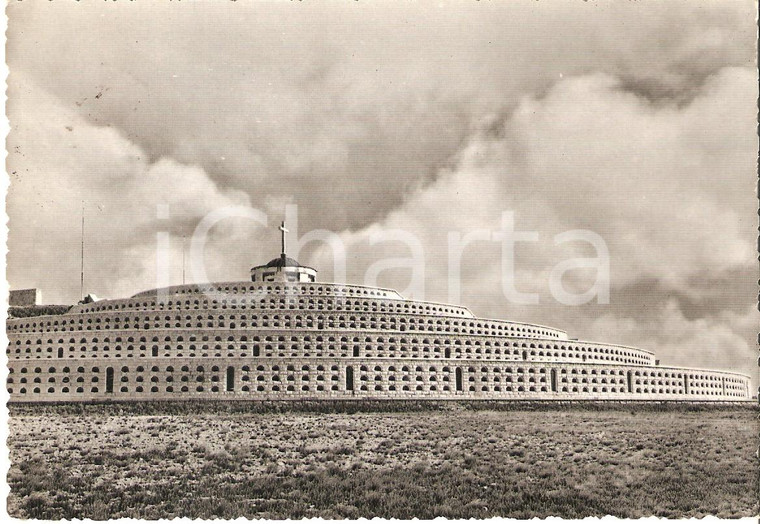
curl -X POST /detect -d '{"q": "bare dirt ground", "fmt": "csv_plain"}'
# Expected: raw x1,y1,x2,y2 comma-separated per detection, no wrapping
6,403,758,519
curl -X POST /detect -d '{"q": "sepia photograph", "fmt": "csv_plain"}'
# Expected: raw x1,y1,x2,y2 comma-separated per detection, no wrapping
2,0,758,520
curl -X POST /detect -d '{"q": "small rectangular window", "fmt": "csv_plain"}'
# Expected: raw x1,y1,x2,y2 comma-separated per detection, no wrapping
226,367,235,392
106,367,114,394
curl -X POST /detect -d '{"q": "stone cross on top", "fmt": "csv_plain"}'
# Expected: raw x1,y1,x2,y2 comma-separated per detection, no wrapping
279,221,289,256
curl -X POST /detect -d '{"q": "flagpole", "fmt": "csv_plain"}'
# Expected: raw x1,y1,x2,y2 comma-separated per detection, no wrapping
182,235,186,286
80,201,85,301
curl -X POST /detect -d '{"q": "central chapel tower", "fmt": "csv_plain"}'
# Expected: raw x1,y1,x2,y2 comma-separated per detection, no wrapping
250,221,317,283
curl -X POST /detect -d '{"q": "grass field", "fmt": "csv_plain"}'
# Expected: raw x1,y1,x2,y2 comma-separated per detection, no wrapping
6,402,758,519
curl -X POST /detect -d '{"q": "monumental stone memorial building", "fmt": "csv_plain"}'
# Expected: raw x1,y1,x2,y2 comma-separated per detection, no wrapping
6,225,752,402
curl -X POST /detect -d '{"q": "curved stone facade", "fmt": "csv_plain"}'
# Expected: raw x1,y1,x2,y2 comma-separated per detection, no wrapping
6,281,752,402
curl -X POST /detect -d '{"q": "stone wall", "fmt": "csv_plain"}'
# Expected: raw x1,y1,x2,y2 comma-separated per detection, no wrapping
7,329,654,366
7,357,751,403
7,309,566,341
6,280,751,403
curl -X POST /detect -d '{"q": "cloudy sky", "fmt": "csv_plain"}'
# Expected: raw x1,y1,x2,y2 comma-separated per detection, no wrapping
6,1,757,384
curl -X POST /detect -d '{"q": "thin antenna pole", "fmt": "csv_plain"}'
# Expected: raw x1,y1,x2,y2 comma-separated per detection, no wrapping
182,235,186,286
80,201,85,301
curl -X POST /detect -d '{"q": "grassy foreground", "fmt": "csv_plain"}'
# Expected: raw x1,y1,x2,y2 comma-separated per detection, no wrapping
6,402,758,519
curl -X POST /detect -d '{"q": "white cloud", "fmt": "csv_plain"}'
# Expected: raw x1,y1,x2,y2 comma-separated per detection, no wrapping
6,1,756,232
587,301,758,381
310,67,757,381
314,67,756,295
6,75,251,303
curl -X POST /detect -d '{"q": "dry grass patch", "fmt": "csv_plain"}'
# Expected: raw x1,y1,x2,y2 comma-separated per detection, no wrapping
7,404,758,519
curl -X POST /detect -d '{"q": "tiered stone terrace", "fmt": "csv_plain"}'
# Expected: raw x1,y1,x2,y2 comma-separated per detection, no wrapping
6,282,752,402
